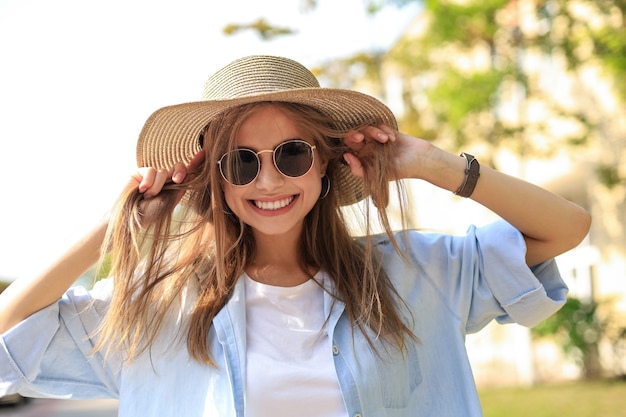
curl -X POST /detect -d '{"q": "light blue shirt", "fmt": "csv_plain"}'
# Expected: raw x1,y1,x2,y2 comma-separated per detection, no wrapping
0,221,567,416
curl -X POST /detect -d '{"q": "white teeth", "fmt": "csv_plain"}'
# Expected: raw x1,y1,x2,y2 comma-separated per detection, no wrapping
254,196,295,211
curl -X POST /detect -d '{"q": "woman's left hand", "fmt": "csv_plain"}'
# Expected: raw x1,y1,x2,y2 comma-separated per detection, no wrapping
342,125,432,180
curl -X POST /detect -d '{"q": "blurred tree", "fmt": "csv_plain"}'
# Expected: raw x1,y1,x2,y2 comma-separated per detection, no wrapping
532,296,626,380
304,1,625,179
386,1,625,161
534,0,626,100
532,297,604,379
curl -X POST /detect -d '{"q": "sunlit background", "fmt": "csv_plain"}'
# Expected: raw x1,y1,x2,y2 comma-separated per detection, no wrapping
1,0,625,416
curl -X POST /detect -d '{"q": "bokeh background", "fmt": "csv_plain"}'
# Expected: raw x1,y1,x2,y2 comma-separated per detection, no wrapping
1,1,625,416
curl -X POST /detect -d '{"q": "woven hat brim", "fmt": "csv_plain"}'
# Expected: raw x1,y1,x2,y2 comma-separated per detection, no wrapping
136,88,397,206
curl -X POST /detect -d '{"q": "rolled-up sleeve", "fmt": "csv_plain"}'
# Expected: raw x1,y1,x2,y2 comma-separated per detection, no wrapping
389,220,568,335
475,221,567,327
0,279,120,399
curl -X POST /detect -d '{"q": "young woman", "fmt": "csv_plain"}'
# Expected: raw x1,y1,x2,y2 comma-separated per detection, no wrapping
0,55,590,416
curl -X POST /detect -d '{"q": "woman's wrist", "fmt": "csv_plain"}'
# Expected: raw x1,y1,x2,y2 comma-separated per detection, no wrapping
416,145,469,193
453,153,481,198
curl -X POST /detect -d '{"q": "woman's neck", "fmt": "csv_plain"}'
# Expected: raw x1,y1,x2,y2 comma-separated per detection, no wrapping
247,231,315,287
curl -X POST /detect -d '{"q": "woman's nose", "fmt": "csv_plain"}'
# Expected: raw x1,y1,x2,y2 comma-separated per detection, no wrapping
254,154,284,190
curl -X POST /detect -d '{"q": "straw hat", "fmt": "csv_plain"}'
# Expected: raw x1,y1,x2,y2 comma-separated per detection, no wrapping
136,55,397,206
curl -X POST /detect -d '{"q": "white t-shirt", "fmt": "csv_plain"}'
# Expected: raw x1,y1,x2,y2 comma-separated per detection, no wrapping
244,273,347,417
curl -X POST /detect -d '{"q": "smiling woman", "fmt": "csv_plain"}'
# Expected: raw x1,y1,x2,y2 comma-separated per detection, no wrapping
0,55,590,417
0,0,421,281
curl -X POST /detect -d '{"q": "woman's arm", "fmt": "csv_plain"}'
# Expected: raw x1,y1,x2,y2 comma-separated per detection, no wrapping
0,153,203,334
419,145,591,266
0,222,108,333
343,129,591,267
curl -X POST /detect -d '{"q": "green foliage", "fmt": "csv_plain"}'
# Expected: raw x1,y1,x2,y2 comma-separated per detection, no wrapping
532,297,603,356
531,296,626,379
378,0,625,173
223,18,296,40
426,67,504,146
424,0,509,46
385,1,526,149
594,25,626,96
533,0,626,99
596,164,624,189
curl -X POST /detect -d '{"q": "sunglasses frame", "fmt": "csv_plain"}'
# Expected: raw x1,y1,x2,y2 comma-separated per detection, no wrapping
217,139,317,186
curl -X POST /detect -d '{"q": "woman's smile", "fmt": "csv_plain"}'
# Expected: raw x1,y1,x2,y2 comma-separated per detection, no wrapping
251,195,297,211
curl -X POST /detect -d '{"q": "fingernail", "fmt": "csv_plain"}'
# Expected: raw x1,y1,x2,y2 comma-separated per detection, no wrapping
342,154,351,165
377,132,389,141
173,172,184,183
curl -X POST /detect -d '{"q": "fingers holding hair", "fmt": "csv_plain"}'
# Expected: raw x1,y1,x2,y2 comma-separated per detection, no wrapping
134,167,171,198
135,150,206,197
342,124,396,179
345,124,396,148
131,151,206,225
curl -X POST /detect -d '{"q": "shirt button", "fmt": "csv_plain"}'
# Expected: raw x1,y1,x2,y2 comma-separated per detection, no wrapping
354,414,362,417
332,345,339,355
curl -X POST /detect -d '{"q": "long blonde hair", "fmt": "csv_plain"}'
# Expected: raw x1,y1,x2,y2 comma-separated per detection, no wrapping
96,102,416,365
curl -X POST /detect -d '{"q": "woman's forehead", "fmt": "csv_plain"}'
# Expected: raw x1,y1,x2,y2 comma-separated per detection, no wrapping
235,105,307,148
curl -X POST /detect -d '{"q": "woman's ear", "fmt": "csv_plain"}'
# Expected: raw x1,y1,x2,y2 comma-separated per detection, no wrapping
320,157,329,177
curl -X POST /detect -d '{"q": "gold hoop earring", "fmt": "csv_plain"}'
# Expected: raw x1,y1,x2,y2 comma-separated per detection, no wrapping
319,176,331,200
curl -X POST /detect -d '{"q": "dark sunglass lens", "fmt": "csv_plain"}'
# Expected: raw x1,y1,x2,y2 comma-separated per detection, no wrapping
222,149,259,185
275,141,314,177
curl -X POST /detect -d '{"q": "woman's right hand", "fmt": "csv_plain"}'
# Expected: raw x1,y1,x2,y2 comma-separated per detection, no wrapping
124,150,206,223
130,150,205,198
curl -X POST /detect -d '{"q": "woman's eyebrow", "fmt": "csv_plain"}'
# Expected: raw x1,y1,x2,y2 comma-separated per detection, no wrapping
235,137,307,151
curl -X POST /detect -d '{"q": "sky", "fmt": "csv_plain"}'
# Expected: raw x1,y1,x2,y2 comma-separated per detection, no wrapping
0,0,421,279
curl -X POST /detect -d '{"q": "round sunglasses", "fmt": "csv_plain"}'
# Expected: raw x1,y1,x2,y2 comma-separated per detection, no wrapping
217,139,317,186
